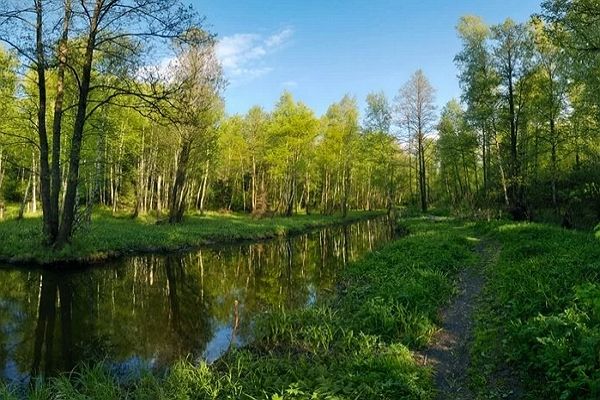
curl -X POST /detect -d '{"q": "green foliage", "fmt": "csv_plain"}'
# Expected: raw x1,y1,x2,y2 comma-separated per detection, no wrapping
471,222,600,399
447,10,600,226
339,220,474,346
513,284,600,399
437,99,479,206
364,91,392,134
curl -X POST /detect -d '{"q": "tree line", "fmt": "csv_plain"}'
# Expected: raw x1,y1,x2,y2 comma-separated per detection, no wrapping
0,0,224,246
0,0,599,249
438,3,599,226
0,3,423,246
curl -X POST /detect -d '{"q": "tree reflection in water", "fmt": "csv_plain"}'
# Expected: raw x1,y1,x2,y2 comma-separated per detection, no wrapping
0,217,394,383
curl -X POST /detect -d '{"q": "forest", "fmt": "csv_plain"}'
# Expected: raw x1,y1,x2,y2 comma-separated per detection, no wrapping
0,0,599,399
0,0,598,247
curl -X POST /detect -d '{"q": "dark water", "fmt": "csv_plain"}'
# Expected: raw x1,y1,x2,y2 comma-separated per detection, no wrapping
0,217,394,383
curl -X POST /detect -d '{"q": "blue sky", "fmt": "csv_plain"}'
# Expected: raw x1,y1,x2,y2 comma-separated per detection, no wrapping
193,0,541,117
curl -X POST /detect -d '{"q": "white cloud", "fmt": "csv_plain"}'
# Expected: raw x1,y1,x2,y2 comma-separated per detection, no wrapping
136,56,178,82
282,80,298,88
265,28,293,48
216,28,293,85
234,66,274,80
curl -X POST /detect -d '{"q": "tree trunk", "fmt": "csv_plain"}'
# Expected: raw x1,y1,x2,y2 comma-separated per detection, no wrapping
482,124,488,196
305,170,311,215
0,148,4,195
169,140,192,223
156,175,163,215
32,154,37,213
548,118,558,212
93,126,105,206
56,3,101,246
366,167,372,211
342,161,350,217
506,59,522,213
18,173,32,220
418,133,427,212
199,160,210,213
49,0,72,242
387,161,396,215
492,120,510,207
251,157,256,211
285,168,296,217
34,0,53,242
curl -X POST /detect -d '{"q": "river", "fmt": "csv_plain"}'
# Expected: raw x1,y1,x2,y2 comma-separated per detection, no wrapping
0,216,395,383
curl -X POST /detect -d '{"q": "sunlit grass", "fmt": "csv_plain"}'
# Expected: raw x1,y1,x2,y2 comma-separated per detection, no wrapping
0,207,384,265
470,221,600,399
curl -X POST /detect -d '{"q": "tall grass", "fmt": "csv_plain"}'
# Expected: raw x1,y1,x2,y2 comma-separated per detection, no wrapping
1,217,479,399
471,222,600,399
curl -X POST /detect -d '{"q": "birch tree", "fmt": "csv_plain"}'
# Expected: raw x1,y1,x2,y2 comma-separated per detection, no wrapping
0,0,204,245
396,70,436,212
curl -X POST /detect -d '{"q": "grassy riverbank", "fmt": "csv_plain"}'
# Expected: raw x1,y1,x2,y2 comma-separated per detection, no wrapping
0,209,383,265
0,218,477,399
2,217,598,399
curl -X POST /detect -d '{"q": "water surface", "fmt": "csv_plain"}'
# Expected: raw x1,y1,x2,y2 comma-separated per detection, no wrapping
0,217,394,383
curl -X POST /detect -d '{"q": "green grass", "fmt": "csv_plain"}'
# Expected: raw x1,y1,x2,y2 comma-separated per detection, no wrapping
5,215,597,399
0,208,384,265
0,217,479,399
470,221,600,399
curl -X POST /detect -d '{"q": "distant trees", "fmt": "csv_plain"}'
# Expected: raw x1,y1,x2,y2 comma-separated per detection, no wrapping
0,48,17,207
363,92,398,213
542,0,600,222
396,70,437,212
0,34,416,235
268,92,319,216
491,19,534,218
1,0,598,245
244,106,270,214
541,0,600,52
167,29,224,223
364,91,392,134
530,18,569,211
445,10,600,226
195,92,409,217
0,5,438,236
437,99,478,205
321,96,359,217
455,16,503,203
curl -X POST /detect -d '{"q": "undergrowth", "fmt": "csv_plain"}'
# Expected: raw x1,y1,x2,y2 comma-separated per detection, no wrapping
471,221,600,399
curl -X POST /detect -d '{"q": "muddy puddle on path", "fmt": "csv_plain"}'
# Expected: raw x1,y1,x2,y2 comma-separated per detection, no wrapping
0,217,395,384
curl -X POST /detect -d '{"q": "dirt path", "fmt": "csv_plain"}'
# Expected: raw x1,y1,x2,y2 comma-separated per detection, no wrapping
417,240,496,400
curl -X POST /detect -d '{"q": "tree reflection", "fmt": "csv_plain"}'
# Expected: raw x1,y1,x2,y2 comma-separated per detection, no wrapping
31,272,57,377
0,217,393,382
30,271,74,377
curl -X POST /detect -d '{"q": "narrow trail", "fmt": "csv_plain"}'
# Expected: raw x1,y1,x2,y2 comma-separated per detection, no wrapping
418,239,498,400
